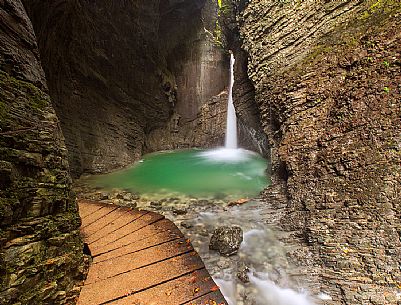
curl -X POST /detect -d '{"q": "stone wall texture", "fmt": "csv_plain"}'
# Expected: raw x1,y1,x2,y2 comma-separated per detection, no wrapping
145,0,230,152
232,0,401,303
22,0,268,176
0,1,85,304
23,0,174,176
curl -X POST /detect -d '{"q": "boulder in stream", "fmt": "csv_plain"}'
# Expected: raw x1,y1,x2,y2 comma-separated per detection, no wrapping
209,226,243,256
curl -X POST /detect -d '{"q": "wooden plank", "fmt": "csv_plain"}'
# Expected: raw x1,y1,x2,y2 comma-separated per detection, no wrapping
110,269,221,305
82,209,148,244
86,237,193,284
182,291,228,305
77,252,205,305
77,201,227,305
82,208,128,236
82,206,118,229
89,212,164,255
78,201,107,219
93,220,183,263
93,218,182,258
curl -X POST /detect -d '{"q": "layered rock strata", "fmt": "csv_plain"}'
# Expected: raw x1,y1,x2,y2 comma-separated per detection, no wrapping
23,0,268,176
232,0,401,303
0,1,85,304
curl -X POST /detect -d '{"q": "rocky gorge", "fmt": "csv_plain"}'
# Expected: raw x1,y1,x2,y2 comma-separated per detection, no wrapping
0,0,400,304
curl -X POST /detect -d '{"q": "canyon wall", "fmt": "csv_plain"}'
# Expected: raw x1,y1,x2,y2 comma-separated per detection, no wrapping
145,0,230,152
23,0,175,176
146,0,269,156
23,0,267,177
231,0,401,303
0,1,85,304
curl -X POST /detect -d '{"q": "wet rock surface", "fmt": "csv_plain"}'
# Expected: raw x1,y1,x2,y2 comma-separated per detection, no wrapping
0,1,86,304
209,226,243,256
22,0,235,176
74,182,321,304
230,0,401,303
23,0,173,176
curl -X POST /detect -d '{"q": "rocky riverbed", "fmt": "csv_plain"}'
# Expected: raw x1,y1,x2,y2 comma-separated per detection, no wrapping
74,180,332,305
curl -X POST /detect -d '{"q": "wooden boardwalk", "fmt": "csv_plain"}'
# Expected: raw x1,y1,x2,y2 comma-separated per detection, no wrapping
77,200,227,305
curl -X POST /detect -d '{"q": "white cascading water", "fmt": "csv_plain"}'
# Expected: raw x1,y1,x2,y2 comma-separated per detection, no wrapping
225,53,237,149
194,207,322,305
197,54,321,305
198,52,246,162
213,228,316,305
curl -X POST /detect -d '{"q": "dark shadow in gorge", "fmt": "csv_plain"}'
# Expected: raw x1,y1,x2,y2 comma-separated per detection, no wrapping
23,0,270,178
21,0,205,176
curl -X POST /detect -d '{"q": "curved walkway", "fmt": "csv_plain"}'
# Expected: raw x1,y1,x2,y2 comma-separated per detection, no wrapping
77,200,227,305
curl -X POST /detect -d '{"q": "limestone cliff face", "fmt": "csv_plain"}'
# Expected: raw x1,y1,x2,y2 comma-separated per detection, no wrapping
145,0,230,152
21,0,228,176
23,0,174,176
22,0,268,176
232,0,401,303
146,0,269,156
220,7,270,157
0,1,85,304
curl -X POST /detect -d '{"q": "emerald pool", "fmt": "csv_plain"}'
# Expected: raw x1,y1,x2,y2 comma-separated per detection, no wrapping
91,148,270,200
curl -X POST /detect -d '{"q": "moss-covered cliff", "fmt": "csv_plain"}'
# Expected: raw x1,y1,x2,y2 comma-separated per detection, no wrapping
0,1,85,304
230,0,401,303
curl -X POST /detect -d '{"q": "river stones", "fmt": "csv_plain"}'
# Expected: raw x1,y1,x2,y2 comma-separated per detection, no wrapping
236,261,250,283
209,226,243,256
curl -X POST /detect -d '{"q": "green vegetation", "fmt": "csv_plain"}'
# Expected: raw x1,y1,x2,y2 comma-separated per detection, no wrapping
213,20,224,47
293,0,400,75
214,0,232,48
302,44,332,65
383,86,390,93
217,0,231,16
359,0,401,21
0,71,49,111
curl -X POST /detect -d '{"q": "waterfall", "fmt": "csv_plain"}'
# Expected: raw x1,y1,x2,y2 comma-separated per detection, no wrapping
225,53,237,149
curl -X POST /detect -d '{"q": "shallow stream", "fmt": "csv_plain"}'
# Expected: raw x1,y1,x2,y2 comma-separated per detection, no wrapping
76,148,328,304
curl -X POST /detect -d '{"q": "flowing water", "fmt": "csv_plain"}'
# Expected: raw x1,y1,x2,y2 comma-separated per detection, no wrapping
225,53,237,149
185,202,318,305
91,52,269,200
86,52,319,304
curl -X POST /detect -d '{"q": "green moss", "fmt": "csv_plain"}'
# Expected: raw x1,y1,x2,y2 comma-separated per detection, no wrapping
291,0,400,76
0,71,49,111
217,0,231,16
0,197,18,220
359,0,401,22
213,20,224,48
301,44,333,66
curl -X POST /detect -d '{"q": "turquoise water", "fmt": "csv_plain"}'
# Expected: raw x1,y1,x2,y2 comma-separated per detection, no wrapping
92,148,270,200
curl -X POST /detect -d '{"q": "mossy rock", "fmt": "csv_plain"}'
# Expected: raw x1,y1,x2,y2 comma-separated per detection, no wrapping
0,71,50,113
359,0,401,22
